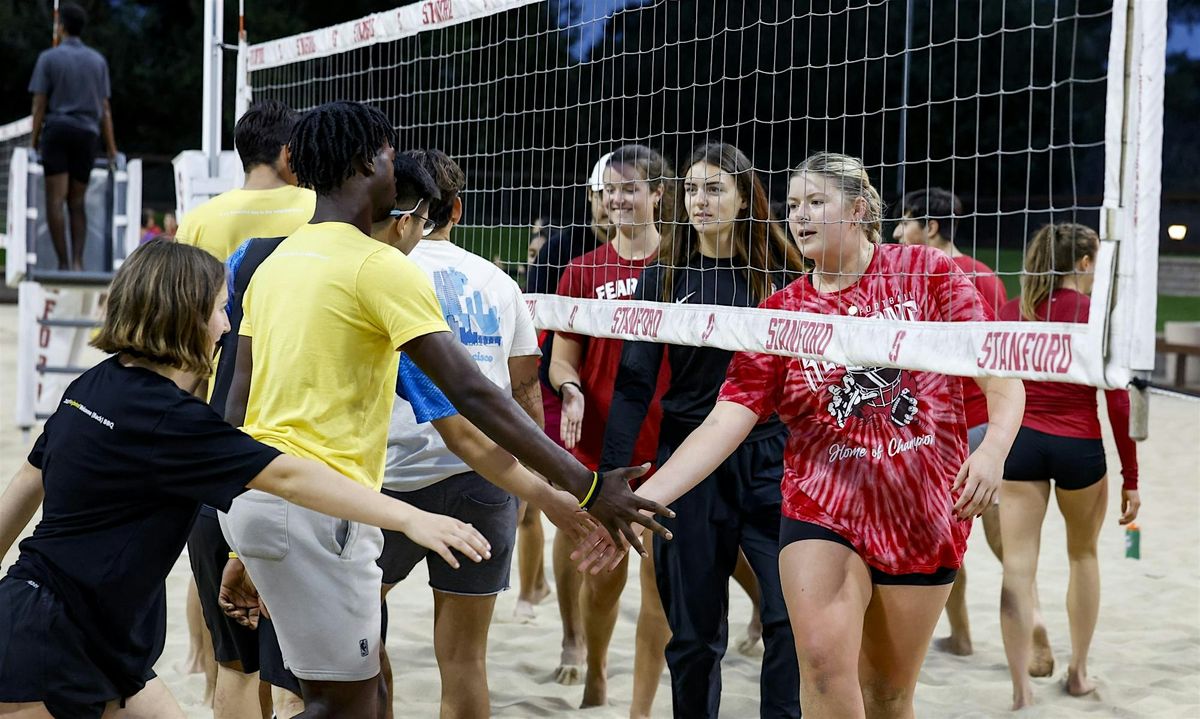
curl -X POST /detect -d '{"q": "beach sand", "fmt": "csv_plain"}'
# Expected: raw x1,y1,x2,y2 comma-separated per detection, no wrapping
1,302,1197,717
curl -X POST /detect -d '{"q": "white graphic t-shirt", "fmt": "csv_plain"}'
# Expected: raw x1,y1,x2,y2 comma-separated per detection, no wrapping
384,239,540,491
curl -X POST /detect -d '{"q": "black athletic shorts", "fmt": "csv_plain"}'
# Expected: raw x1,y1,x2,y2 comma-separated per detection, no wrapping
377,472,517,594
39,122,98,184
186,509,300,696
780,517,958,586
1003,426,1106,491
0,575,154,719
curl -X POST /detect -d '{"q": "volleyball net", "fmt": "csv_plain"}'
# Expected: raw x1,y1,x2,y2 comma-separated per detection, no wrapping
236,0,1164,390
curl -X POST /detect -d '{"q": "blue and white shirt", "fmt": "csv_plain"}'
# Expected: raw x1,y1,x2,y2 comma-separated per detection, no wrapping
383,239,540,492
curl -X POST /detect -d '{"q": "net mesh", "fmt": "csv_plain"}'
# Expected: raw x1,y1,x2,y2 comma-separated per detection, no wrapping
242,0,1138,386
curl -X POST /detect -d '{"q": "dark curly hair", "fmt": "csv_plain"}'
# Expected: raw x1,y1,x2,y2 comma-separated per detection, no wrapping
288,101,397,195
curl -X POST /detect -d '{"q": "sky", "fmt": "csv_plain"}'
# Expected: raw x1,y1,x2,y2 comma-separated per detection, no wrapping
1168,18,1200,58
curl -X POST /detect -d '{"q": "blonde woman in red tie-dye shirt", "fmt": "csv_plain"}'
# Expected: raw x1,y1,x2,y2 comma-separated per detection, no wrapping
627,153,1025,718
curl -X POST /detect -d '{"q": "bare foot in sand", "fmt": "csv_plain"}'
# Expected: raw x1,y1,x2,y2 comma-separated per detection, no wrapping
1011,681,1035,711
934,633,973,656
581,666,607,708
555,639,585,685
1064,665,1096,697
736,608,764,655
1028,624,1054,677
514,582,552,621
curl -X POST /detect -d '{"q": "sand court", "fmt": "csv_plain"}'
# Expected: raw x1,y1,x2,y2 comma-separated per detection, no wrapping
0,302,1196,718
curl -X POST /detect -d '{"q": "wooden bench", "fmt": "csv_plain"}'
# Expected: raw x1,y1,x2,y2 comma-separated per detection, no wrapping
1156,337,1200,388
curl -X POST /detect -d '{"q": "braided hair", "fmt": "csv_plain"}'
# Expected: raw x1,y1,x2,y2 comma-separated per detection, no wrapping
288,101,398,195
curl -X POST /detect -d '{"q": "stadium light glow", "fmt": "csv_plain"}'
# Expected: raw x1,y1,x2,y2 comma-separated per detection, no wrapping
1167,224,1188,241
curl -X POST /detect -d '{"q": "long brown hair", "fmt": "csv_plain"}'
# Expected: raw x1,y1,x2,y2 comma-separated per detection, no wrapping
1019,223,1099,321
662,143,807,303
93,239,226,377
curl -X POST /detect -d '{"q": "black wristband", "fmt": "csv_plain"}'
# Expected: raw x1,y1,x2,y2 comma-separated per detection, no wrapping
555,380,582,399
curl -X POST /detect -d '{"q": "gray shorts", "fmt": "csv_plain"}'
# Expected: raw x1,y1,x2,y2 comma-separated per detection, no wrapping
378,471,517,596
967,422,989,453
219,490,385,682
967,423,999,506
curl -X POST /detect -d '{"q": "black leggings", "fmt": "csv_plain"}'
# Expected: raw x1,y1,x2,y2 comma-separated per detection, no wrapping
653,428,799,719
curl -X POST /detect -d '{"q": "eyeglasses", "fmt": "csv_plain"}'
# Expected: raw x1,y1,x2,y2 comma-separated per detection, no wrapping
389,200,436,237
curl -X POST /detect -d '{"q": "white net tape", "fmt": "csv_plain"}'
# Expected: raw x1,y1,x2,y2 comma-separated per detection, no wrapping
241,0,1164,388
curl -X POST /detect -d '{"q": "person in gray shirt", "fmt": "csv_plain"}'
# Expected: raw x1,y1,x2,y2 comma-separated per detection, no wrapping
28,2,118,271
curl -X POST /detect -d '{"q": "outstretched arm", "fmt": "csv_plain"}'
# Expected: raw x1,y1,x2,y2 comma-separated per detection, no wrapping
637,401,759,507
403,331,671,554
432,414,592,541
248,454,490,569
573,401,758,574
0,462,45,560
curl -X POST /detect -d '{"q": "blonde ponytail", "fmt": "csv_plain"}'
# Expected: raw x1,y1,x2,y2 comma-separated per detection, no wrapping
1019,223,1099,321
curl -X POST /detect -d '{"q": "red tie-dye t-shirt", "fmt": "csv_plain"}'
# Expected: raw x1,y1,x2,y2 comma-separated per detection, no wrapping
717,244,992,574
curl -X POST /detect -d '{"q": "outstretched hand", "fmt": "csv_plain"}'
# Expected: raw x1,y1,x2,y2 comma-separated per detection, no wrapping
585,464,674,557
402,509,493,569
570,523,631,575
218,557,264,630
539,485,603,544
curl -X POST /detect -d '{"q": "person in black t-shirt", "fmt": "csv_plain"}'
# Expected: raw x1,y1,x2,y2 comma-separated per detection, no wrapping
0,241,491,719
599,144,808,719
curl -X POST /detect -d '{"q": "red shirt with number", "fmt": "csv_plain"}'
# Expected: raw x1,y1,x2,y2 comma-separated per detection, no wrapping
556,242,668,472
717,244,993,574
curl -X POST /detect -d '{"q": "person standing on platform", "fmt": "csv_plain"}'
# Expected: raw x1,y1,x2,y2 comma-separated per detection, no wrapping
28,2,118,271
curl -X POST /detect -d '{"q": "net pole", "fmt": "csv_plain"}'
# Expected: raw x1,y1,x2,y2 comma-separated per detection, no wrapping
896,0,914,199
201,0,224,178
1120,0,1166,440
234,0,250,123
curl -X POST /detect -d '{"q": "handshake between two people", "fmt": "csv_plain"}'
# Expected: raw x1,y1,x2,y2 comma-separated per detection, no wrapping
218,463,673,628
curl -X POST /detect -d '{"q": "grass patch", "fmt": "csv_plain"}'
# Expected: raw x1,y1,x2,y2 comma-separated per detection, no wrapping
454,226,529,267
1158,295,1200,331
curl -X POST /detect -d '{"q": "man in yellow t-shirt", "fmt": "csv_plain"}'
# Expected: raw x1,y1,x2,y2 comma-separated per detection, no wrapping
176,100,315,262
218,101,671,717
179,99,315,719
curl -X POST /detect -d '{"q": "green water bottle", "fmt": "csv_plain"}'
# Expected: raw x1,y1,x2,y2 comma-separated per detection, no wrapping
1125,523,1141,560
